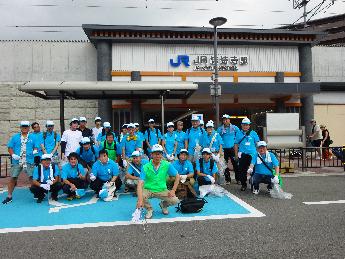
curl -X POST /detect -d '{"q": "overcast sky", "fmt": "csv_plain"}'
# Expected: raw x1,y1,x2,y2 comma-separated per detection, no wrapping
0,0,344,40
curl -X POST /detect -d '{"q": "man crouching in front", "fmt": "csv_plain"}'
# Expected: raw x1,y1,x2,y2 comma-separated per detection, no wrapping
136,144,180,219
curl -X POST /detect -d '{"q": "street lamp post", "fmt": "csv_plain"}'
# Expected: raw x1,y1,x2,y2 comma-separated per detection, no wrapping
209,17,227,128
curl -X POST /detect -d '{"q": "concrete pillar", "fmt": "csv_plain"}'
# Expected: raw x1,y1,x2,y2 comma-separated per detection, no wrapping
97,40,113,124
130,71,143,125
275,72,285,113
299,45,314,136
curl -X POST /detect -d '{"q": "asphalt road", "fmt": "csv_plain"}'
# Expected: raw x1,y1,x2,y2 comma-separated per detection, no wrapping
1,175,345,259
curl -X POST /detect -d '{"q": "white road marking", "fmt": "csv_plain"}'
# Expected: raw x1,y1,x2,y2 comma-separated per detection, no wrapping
303,200,345,205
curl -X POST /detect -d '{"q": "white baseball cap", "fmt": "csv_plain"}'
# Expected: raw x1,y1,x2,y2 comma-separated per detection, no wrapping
179,149,189,155
206,121,214,128
134,123,139,127
103,122,111,128
41,154,52,160
94,116,102,121
148,119,155,123
166,122,174,127
257,141,267,147
200,120,204,125
79,117,87,122
127,123,135,129
191,114,199,121
241,117,251,124
81,137,91,144
222,114,230,119
131,150,141,157
201,148,212,154
46,120,54,126
20,121,30,127
151,144,164,153
71,118,79,123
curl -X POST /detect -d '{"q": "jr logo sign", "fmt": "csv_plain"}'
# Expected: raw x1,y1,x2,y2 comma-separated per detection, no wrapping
170,55,190,67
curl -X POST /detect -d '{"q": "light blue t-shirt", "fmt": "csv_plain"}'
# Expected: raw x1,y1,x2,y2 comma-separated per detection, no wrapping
61,163,85,180
251,152,279,176
121,135,141,158
217,124,239,149
96,131,116,143
31,132,43,158
144,128,162,153
76,146,99,163
135,131,144,146
7,133,36,165
33,164,60,183
201,131,224,152
196,159,218,182
175,130,187,154
39,131,61,155
163,132,177,155
172,159,194,175
186,127,204,155
235,130,260,156
140,161,177,181
91,159,120,182
127,159,149,177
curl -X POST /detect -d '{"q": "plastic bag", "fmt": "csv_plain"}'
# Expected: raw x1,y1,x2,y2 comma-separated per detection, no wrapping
131,208,144,223
270,183,293,199
199,184,229,198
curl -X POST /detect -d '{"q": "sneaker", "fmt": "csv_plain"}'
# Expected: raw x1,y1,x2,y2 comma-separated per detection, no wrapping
240,185,247,191
66,195,74,201
2,197,12,204
253,189,259,195
51,195,58,201
124,187,129,193
145,209,153,219
159,201,169,215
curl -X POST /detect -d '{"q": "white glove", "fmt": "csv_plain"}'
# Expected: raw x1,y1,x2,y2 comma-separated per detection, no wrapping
122,160,128,168
212,154,220,162
105,181,115,188
46,180,54,186
180,175,188,183
272,176,279,184
89,173,96,181
247,167,253,174
195,144,202,152
40,184,50,191
33,150,38,155
207,175,215,184
11,154,20,160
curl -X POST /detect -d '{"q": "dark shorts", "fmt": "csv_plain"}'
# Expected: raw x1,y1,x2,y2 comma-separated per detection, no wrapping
311,139,322,147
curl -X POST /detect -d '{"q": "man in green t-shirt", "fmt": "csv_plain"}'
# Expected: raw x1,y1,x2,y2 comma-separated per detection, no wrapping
136,144,180,219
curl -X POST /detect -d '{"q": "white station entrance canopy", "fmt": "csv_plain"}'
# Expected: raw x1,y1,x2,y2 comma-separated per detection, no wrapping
19,81,198,99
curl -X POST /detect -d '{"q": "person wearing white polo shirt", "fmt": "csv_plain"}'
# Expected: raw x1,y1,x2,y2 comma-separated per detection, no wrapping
61,118,83,162
92,117,103,144
78,117,93,141
2,121,37,204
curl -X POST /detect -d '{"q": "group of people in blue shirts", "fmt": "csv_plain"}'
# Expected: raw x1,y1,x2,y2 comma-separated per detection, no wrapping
2,113,281,205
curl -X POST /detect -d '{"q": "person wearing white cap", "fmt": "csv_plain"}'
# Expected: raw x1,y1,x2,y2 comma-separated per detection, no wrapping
185,115,205,160
162,122,178,161
40,120,61,166
234,117,260,191
30,154,62,203
124,150,149,193
202,121,224,156
61,118,83,162
96,121,116,144
196,148,218,186
136,144,180,219
217,114,240,184
61,152,88,201
75,137,99,170
247,141,280,195
92,117,103,143
175,120,187,155
121,123,141,160
77,117,93,141
2,121,37,204
144,119,162,156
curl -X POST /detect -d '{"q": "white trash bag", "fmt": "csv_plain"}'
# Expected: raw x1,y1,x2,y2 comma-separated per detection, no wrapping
131,208,144,223
199,184,229,198
270,183,293,200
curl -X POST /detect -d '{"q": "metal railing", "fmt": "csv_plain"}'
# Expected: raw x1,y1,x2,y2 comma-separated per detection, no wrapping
268,146,344,171
0,154,11,178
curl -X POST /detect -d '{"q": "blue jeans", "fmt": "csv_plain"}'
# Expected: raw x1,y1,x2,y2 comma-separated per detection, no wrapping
252,173,273,190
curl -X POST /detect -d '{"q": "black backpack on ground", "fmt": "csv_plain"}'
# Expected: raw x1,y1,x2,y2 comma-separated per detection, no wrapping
176,197,207,213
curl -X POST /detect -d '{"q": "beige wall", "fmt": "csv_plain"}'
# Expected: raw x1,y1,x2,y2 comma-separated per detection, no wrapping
314,104,345,146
